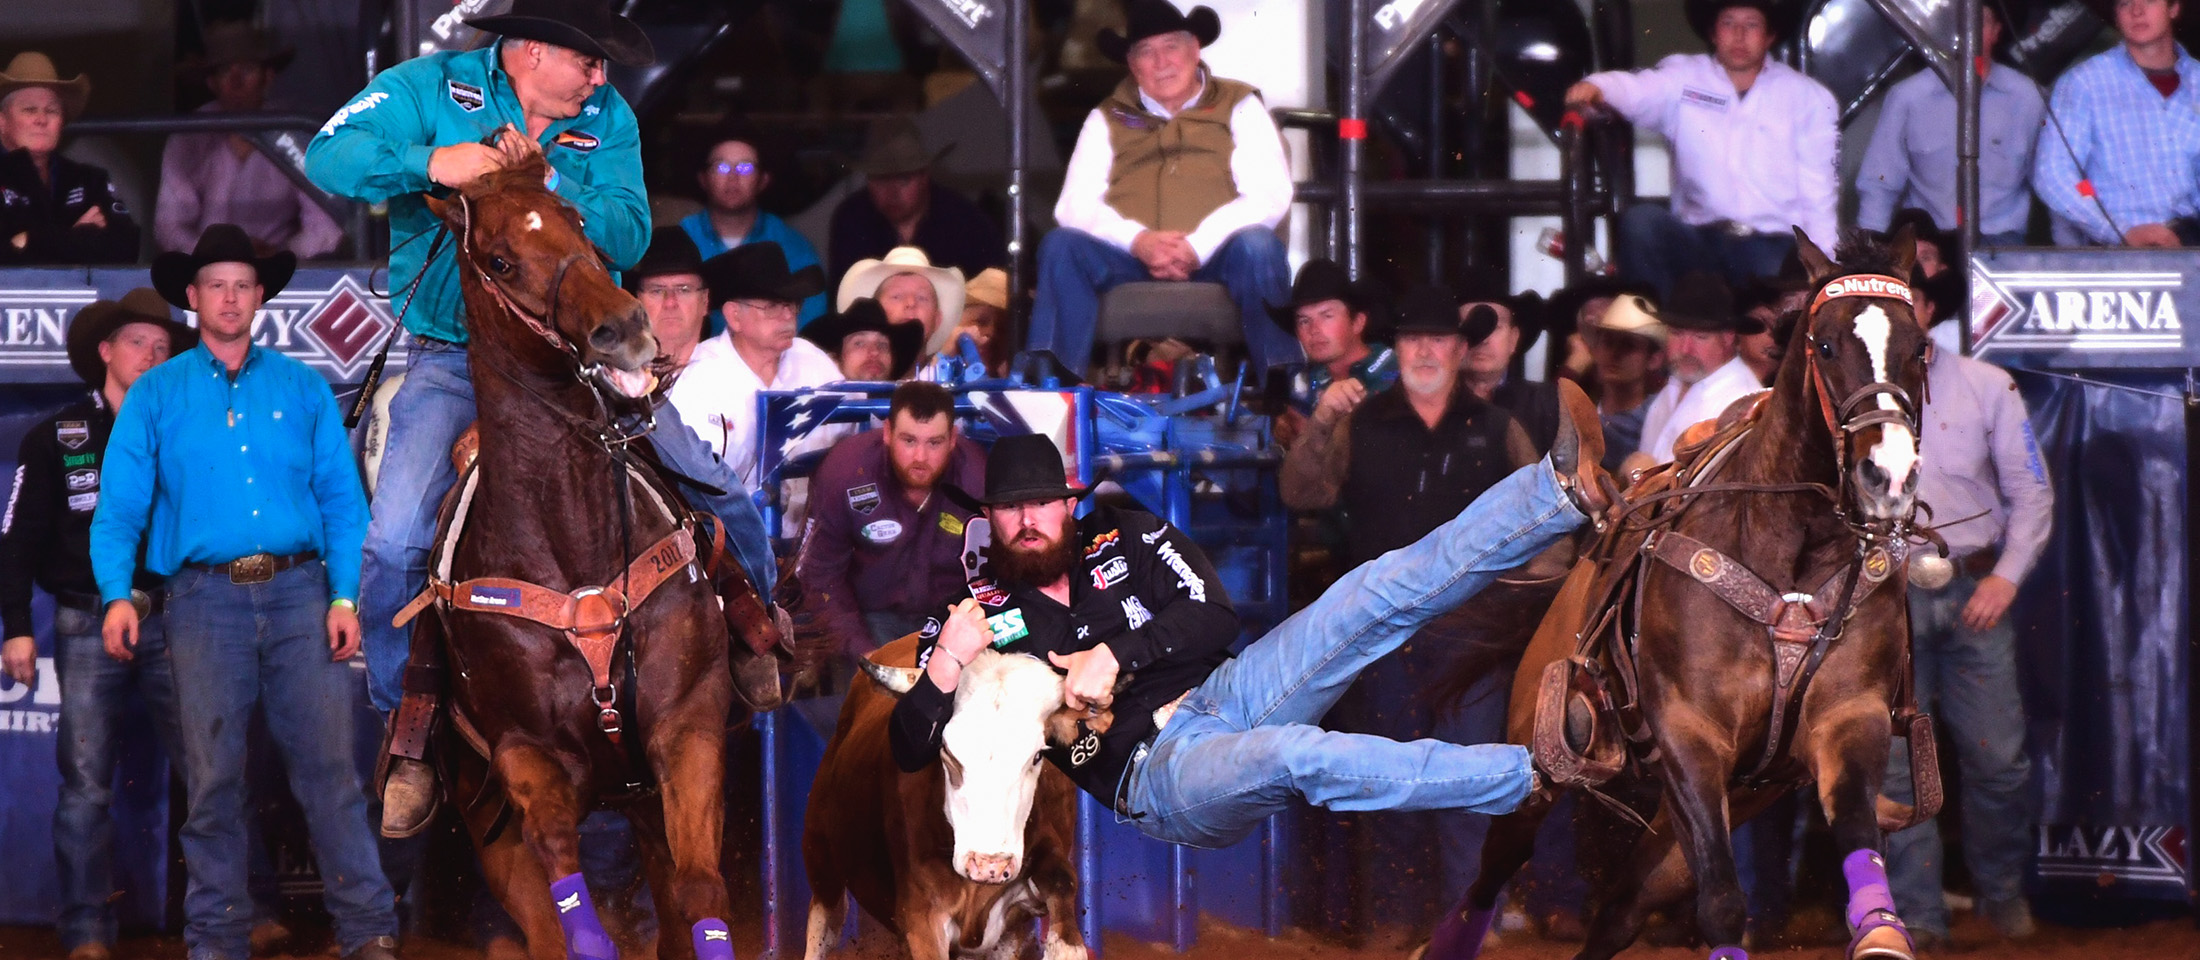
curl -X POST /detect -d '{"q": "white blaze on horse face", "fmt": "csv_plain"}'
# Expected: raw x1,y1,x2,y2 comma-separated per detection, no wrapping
525,211,542,231
1850,304,1919,505
938,650,1063,884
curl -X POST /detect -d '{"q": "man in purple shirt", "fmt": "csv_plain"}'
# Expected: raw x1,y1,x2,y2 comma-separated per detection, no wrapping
156,24,343,258
797,381,985,668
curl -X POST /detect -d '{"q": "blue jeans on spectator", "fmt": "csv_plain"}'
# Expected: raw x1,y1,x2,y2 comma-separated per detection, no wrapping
51,604,184,952
1028,226,1302,377
1123,460,1583,848
166,561,398,960
360,337,777,713
1617,205,1796,300
1881,569,2034,938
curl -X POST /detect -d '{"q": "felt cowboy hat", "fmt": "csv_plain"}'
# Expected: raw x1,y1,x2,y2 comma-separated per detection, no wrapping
1683,0,1801,44
183,22,296,78
623,226,707,293
979,433,1089,505
464,0,656,68
853,115,951,178
700,241,825,308
1457,266,1547,347
1660,270,1765,335
1266,258,1380,331
836,246,966,357
1393,285,1468,336
0,52,91,119
151,223,297,310
1097,1,1223,63
67,288,199,387
802,297,924,379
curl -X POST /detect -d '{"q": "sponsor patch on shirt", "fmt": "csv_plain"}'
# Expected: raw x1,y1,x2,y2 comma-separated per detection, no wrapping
553,130,600,152
56,421,89,450
1090,555,1130,590
937,512,965,536
1084,529,1120,559
920,617,942,639
67,492,98,512
847,482,881,515
862,519,903,543
986,608,1029,646
1068,723,1101,767
448,80,485,112
62,453,94,467
970,579,1010,607
1680,87,1730,110
1141,524,1170,544
1121,596,1152,629
468,585,522,608
64,468,97,491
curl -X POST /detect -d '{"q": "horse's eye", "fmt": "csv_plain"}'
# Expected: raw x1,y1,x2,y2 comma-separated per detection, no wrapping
489,256,512,275
1815,340,1834,359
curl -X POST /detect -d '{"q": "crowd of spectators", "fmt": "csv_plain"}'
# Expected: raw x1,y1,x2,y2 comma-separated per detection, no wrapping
0,0,2102,955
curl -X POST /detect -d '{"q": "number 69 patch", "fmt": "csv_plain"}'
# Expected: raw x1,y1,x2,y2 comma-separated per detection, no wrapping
986,608,1029,647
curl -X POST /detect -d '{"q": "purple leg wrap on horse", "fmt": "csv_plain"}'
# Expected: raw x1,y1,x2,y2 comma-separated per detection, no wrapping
1842,848,1913,954
1707,947,1750,960
1423,902,1499,960
549,872,619,960
693,918,736,960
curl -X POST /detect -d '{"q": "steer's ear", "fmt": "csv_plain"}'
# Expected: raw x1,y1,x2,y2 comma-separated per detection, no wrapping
860,658,923,696
1045,706,1114,747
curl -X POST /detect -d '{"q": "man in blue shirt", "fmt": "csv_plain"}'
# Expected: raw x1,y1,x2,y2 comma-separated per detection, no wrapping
1856,0,2045,246
89,224,396,960
2035,0,2200,246
678,117,828,326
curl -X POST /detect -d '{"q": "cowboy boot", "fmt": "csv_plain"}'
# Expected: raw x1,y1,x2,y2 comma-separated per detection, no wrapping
378,631,447,838
713,555,788,712
1551,379,1617,519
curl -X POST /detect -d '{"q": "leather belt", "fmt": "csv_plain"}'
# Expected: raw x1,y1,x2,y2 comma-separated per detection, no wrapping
191,551,318,585
1959,547,2000,579
54,588,164,617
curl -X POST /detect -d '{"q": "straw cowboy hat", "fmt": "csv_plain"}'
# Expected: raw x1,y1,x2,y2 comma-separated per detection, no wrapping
0,52,91,118
464,0,656,67
151,224,298,310
67,288,199,387
836,246,965,357
964,267,1009,312
1590,291,1670,347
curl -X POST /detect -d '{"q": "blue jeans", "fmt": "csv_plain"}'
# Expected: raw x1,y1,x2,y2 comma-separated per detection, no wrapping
359,337,778,712
51,604,184,951
1616,204,1796,300
1122,460,1584,848
1881,570,2034,937
166,561,398,960
1028,226,1302,377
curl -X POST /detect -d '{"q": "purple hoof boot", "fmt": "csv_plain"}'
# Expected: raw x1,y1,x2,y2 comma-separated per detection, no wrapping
693,918,735,960
549,872,619,960
1708,946,1750,960
1423,904,1498,960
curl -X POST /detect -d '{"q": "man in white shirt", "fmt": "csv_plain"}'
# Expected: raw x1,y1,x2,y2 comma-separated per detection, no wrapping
1633,271,1766,465
1029,0,1300,377
1566,0,1837,299
670,242,848,494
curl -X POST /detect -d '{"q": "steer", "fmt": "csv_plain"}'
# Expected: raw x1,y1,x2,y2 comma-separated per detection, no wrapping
801,634,1094,960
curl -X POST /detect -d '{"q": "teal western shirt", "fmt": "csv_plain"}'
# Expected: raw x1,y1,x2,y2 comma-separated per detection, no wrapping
304,42,651,343
89,344,370,604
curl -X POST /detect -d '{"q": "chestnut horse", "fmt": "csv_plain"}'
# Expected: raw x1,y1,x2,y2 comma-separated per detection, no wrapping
1444,229,1934,960
413,152,734,960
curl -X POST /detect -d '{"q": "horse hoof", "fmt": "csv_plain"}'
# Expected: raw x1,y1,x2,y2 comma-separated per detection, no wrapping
1849,924,1915,960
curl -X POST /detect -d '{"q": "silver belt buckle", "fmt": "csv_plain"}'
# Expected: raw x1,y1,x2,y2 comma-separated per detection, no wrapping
228,553,276,584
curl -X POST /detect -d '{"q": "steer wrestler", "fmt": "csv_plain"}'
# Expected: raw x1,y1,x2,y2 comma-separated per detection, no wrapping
889,380,1610,854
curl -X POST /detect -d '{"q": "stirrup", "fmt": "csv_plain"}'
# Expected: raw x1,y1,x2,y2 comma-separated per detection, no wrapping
1531,658,1625,788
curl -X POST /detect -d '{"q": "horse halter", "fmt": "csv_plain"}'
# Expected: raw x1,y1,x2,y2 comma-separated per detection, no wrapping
456,192,590,361
1800,272,1923,536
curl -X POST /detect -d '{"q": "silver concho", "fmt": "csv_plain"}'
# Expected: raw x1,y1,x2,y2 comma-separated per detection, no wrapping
1908,554,1954,591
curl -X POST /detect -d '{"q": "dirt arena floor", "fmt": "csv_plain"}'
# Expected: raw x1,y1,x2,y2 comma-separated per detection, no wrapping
5,912,2195,960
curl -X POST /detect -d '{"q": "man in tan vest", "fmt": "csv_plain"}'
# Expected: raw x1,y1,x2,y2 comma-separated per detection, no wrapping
1031,0,1300,378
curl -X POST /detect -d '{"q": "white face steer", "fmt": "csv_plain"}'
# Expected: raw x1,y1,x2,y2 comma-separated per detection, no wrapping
936,650,1066,885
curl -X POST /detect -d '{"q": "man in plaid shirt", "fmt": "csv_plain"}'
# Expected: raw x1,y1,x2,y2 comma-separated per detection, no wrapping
2035,0,2200,246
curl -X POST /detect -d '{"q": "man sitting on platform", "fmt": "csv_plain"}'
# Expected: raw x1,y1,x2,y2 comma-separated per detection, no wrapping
1029,0,1299,376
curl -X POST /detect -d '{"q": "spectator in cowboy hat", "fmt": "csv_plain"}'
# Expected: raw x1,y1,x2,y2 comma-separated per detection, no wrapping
1269,259,1396,449
827,115,1004,288
90,223,399,960
1632,270,1765,465
1030,0,1300,377
837,245,967,379
1,288,194,960
1581,290,1669,470
627,226,715,366
0,51,140,265
1567,0,1837,297
2036,0,2200,246
670,241,847,484
678,115,827,325
804,297,923,382
1457,268,1561,453
157,22,343,259
954,266,1011,376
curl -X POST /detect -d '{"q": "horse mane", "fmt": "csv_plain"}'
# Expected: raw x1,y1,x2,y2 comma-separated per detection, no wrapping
1827,231,1902,280
460,151,557,201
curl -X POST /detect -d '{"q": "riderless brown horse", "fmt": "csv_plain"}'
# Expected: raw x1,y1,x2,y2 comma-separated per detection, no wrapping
1435,228,1938,960
403,149,736,960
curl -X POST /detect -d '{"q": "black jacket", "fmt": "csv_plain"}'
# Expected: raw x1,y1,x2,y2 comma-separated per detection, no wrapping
828,182,1007,290
1341,382,1532,568
889,505,1238,804
1491,377,1560,455
0,393,160,636
0,147,140,265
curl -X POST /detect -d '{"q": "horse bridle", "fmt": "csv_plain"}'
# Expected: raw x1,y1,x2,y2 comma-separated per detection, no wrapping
1798,272,1924,540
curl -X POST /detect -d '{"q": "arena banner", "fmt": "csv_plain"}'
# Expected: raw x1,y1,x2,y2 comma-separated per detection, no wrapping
1967,248,2200,369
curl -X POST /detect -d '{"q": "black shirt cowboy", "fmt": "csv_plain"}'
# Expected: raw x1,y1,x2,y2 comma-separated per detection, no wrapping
0,147,139,264
889,504,1239,802
0,391,162,635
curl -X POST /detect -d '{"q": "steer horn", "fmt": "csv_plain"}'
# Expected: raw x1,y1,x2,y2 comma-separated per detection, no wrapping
860,658,923,695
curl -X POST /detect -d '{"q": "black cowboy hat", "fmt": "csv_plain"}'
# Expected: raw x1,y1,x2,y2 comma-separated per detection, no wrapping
151,223,297,311
1266,258,1378,330
1393,285,1467,336
465,0,655,68
623,227,706,293
1661,270,1766,335
67,287,199,387
1098,1,1223,63
1886,207,1953,260
980,433,1089,505
700,241,825,309
802,297,924,379
180,22,295,80
1457,266,1546,346
1913,263,1969,326
1683,0,1801,43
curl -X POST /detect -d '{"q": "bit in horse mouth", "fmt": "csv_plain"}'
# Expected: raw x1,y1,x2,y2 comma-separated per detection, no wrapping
586,363,657,399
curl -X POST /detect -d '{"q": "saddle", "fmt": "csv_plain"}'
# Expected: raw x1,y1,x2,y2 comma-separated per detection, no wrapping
1531,397,1943,831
